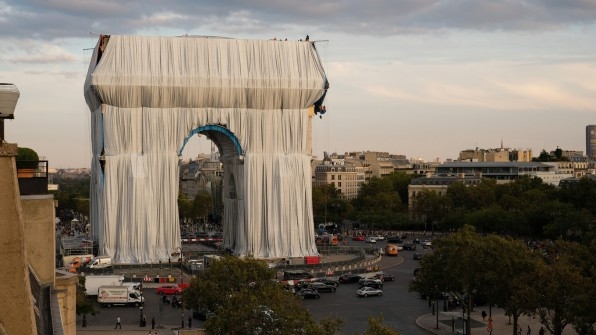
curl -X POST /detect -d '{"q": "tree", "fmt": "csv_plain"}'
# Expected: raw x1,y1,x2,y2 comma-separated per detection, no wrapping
312,184,345,225
535,150,552,162
76,276,98,327
182,255,343,335
527,241,593,335
363,314,401,335
386,171,418,208
178,193,194,220
411,190,449,233
410,226,538,335
476,235,538,335
351,175,409,230
192,191,213,222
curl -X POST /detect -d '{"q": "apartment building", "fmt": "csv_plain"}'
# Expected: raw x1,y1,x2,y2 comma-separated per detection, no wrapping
179,153,223,199
436,161,571,186
408,174,482,210
313,158,363,200
587,125,596,159
458,147,533,162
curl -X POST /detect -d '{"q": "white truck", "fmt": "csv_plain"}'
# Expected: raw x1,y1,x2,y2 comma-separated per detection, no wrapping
97,286,144,307
83,275,124,296
87,255,112,269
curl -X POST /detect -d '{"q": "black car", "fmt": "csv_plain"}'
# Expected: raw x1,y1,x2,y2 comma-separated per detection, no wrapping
308,282,337,293
311,278,339,287
413,252,423,260
358,278,383,289
339,273,362,283
374,272,395,282
296,288,320,299
294,280,312,290
403,243,417,251
386,236,403,243
283,270,314,281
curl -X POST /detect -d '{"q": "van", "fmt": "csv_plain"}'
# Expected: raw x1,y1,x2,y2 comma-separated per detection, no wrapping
121,282,142,291
385,244,399,257
88,256,112,269
97,285,144,307
283,270,313,281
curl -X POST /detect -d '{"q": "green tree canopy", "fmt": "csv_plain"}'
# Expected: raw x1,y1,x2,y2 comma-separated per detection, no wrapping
182,255,343,335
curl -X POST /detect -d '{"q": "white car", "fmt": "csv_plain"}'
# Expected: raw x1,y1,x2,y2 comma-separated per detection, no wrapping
357,286,383,297
365,237,377,243
370,235,385,241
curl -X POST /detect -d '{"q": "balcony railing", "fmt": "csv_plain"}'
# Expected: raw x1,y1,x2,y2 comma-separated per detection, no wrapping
17,160,49,195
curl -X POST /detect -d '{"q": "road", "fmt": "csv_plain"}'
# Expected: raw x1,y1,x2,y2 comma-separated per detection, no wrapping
79,236,437,334
303,237,435,334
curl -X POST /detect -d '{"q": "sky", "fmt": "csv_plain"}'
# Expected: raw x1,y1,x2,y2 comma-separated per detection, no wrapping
1,0,595,168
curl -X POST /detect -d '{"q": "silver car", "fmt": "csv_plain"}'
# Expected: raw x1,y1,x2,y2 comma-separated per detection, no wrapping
357,286,383,297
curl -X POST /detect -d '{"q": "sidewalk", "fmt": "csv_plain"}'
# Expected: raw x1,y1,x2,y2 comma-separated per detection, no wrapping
416,307,578,335
77,325,206,334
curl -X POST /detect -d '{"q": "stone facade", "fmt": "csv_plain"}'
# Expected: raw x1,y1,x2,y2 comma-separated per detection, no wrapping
0,142,77,334
0,142,37,334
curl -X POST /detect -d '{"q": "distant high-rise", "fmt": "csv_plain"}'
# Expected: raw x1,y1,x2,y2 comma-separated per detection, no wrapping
587,125,596,159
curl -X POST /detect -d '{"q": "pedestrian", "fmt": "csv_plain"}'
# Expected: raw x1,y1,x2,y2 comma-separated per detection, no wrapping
188,315,192,328
151,316,155,329
518,325,523,335
527,325,532,335
481,310,487,321
115,315,121,329
539,326,545,335
181,313,184,328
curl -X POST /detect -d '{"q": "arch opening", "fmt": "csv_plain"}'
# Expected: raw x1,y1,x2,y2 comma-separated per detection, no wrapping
179,124,243,158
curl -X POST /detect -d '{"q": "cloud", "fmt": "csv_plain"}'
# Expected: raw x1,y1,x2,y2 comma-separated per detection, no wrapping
0,39,78,64
328,57,596,114
1,0,595,42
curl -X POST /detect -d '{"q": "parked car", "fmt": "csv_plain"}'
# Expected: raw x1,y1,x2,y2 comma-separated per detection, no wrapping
358,278,383,289
403,243,417,251
311,278,339,287
365,237,377,244
308,282,337,293
156,285,182,295
369,235,384,241
413,253,423,260
294,280,312,290
339,273,362,283
357,286,383,297
387,236,403,243
352,236,365,241
296,288,320,299
374,272,395,282
283,270,313,281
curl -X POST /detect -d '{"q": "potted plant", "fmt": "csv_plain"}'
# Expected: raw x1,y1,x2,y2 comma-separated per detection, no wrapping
16,147,39,177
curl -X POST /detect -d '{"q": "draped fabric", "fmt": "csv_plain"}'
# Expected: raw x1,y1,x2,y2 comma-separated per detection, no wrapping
84,35,326,263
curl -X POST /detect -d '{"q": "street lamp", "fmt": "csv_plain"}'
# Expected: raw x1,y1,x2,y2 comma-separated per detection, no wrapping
139,306,144,327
